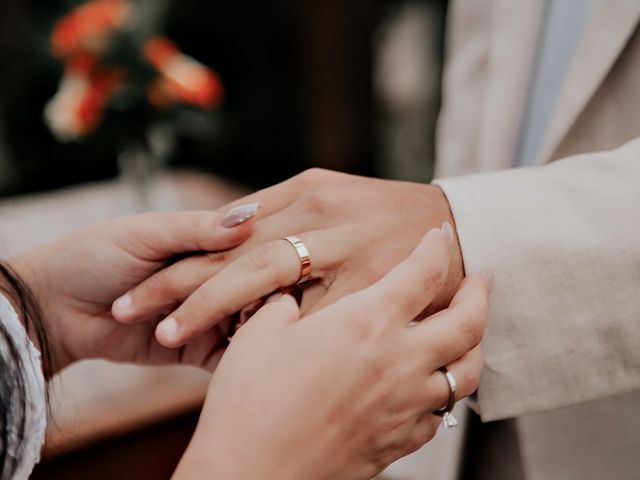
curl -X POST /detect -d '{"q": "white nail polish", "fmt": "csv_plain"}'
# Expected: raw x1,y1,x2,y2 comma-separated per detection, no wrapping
441,222,455,246
158,316,178,340
222,203,261,228
424,226,446,242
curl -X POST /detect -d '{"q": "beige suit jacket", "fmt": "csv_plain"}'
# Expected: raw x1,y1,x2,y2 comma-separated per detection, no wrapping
431,0,640,478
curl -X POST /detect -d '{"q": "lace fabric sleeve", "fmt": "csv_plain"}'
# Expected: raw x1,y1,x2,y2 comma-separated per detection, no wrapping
0,293,47,479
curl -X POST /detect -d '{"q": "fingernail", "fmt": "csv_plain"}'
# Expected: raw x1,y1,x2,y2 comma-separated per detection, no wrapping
113,293,133,315
266,292,283,304
478,270,494,289
157,316,178,341
221,203,260,228
441,222,455,246
424,225,449,243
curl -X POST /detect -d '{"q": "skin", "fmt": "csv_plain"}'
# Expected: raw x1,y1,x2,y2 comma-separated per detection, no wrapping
10,211,254,374
6,210,488,478
174,228,491,480
111,169,465,349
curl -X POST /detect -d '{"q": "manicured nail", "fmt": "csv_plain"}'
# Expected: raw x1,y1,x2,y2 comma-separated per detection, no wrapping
113,293,133,316
221,203,260,228
157,316,178,341
478,270,494,289
441,222,454,246
424,225,449,243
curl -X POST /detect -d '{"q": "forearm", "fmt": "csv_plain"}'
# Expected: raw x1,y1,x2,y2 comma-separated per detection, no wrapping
435,137,640,420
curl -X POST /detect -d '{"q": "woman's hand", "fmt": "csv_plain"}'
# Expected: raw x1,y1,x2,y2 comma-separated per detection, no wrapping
112,169,464,348
175,226,491,480
10,208,258,374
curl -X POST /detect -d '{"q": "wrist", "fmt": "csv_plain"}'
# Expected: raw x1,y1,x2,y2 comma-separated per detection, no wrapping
175,407,307,480
9,250,72,375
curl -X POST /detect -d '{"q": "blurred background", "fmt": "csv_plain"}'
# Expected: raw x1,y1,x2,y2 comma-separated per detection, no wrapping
0,0,448,478
0,0,447,197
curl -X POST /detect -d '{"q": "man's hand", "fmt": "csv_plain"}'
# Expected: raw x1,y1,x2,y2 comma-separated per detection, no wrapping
10,209,256,374
112,169,464,348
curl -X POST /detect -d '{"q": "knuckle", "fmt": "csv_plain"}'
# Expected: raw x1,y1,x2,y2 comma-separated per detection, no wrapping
297,167,330,185
193,212,219,248
206,251,229,265
182,291,217,330
150,271,177,297
348,313,387,345
301,190,333,217
428,338,452,367
465,281,490,316
242,243,278,273
351,316,374,340
459,365,481,396
423,259,448,290
459,311,485,346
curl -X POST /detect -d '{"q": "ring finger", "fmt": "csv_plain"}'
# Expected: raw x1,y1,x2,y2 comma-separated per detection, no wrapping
418,345,484,414
152,231,341,347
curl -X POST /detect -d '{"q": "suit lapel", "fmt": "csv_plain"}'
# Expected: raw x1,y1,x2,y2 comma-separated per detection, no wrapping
476,0,545,171
538,0,640,164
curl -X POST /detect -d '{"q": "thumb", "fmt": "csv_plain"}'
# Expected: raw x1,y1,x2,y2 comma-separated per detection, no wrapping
120,206,258,260
249,293,300,330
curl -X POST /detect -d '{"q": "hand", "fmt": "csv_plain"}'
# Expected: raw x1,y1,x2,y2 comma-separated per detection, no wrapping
174,227,490,480
10,208,257,374
112,169,464,348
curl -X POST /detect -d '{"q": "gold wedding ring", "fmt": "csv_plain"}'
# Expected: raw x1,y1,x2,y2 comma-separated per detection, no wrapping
283,236,312,284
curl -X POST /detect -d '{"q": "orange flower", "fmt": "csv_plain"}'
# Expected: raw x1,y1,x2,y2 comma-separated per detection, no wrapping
46,2,225,141
44,67,122,140
51,0,131,58
144,37,224,110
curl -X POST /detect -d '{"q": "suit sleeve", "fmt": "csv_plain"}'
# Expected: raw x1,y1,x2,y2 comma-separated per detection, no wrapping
434,137,640,421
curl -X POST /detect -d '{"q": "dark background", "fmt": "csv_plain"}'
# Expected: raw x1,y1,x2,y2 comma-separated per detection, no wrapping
0,0,446,196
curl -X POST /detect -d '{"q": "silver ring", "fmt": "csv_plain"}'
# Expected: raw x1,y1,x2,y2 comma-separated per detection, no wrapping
433,367,458,429
283,236,312,284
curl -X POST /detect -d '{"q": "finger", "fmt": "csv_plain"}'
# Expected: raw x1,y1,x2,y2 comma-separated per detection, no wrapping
113,253,225,323
235,294,300,331
114,209,331,323
411,272,492,370
154,233,336,347
424,345,484,413
114,209,258,261
348,225,452,323
179,326,228,371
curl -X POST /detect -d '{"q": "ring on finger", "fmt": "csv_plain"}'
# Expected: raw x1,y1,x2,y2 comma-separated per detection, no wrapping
433,367,459,429
282,236,312,285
